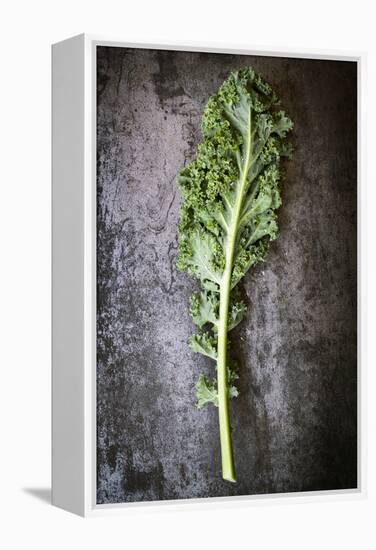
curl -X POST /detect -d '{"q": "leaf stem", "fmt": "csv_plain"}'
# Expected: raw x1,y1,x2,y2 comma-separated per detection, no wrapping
217,265,236,482
216,106,252,483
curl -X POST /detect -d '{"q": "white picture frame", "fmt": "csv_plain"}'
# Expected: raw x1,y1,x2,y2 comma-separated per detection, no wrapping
52,34,366,517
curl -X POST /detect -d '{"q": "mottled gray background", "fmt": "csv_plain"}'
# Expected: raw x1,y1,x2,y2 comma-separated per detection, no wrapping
96,47,357,504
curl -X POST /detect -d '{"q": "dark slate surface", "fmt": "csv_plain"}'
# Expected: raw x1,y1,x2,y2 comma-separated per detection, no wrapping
96,47,357,504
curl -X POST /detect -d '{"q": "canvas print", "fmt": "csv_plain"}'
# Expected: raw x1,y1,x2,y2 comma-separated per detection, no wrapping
96,46,357,504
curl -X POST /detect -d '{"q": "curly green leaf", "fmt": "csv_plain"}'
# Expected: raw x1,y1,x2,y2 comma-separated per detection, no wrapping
176,67,293,482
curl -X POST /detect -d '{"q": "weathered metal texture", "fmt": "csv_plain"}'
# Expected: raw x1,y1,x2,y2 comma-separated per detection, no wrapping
96,47,357,504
